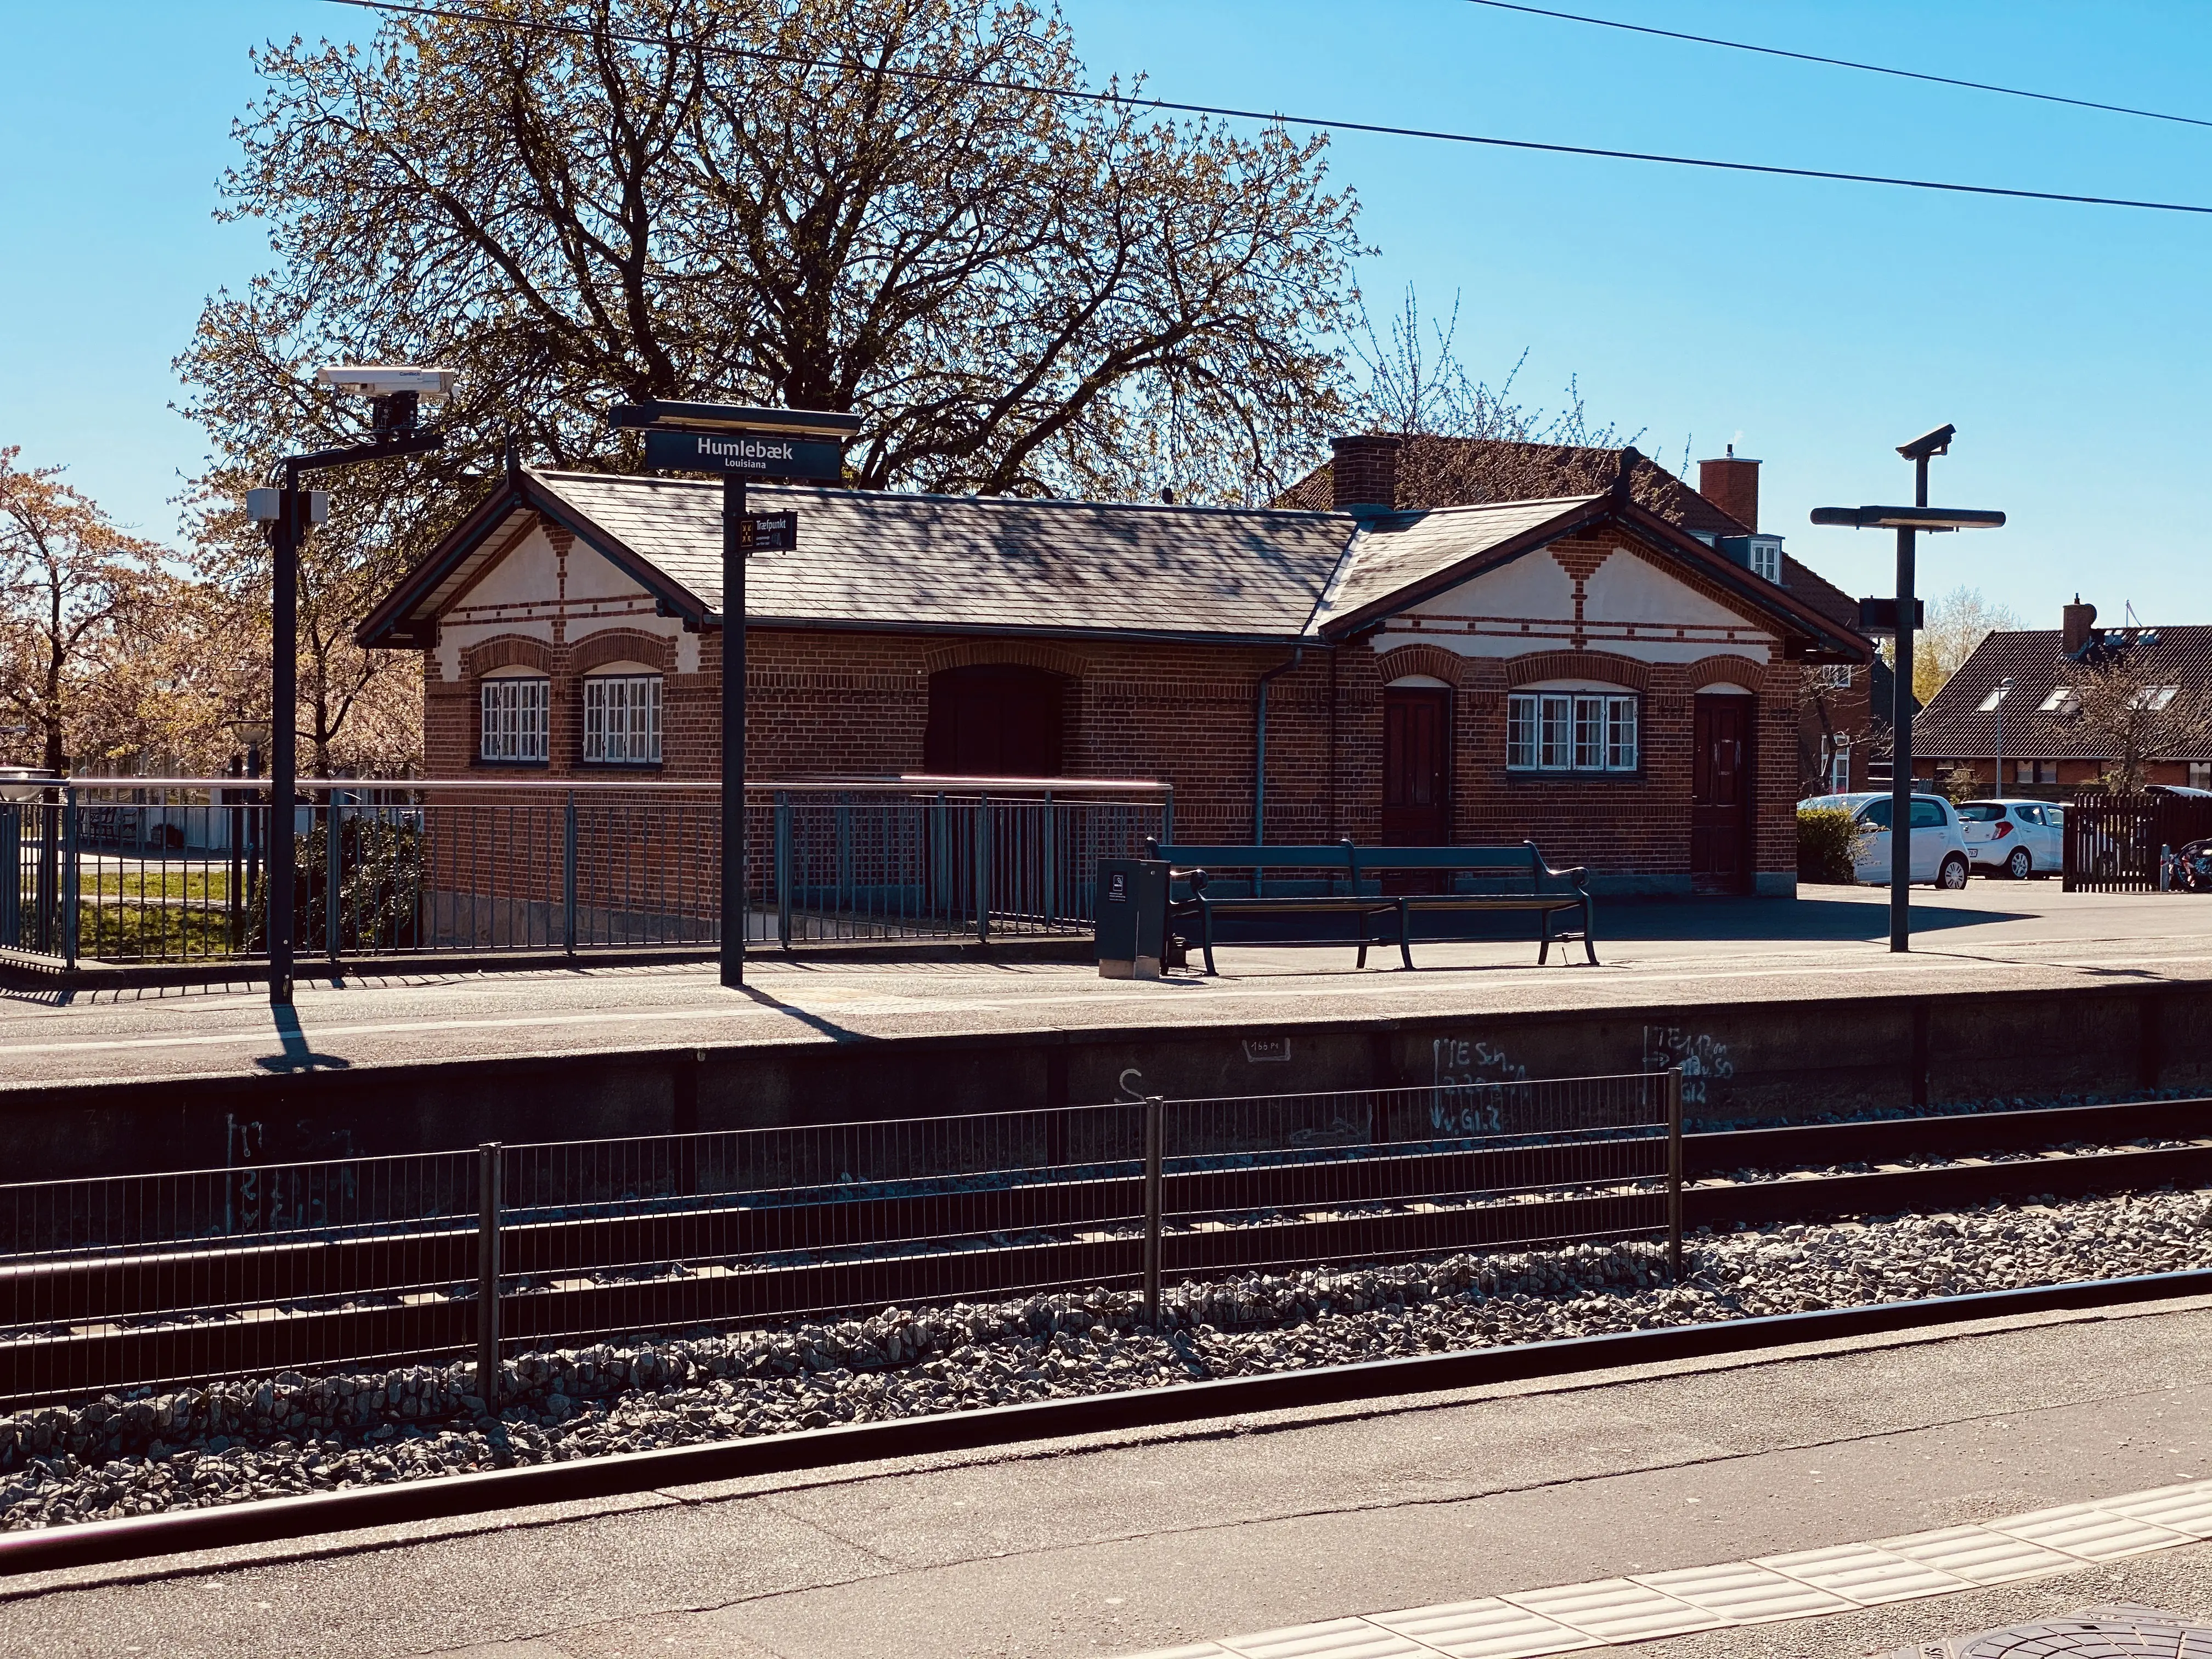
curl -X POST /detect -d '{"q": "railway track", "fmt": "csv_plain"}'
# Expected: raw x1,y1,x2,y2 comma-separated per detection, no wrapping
5,1096,2210,1402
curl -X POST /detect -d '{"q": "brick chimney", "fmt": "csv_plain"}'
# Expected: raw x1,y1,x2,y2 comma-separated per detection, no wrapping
1330,433,1402,513
2063,594,2097,655
1697,445,1760,532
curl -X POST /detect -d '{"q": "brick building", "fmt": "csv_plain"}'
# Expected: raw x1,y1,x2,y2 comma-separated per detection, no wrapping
1912,598,2212,794
358,438,1870,895
1278,436,1884,797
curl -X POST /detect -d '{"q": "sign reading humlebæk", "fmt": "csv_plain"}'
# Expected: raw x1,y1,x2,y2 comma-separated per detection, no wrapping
643,428,842,481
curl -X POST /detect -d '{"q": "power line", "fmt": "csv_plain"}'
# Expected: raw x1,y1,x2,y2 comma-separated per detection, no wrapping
325,0,2212,216
1461,0,2212,131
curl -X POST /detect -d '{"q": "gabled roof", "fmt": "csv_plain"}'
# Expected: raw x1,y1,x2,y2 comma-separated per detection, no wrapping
1313,491,1870,658
357,467,1869,661
1916,625,2212,762
358,469,1356,648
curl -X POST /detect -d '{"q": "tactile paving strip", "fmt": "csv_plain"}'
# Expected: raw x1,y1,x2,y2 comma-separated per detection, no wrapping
1117,1480,2212,1659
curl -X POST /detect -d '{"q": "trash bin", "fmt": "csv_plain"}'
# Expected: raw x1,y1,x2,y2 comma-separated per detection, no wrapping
1095,856,1169,980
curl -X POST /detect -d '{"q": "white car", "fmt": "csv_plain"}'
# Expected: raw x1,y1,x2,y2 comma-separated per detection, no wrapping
1956,799,2065,880
1803,791,1973,889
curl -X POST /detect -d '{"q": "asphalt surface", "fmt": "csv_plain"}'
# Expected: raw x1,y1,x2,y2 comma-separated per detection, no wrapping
7,1294,2212,1658
5,887,2212,1090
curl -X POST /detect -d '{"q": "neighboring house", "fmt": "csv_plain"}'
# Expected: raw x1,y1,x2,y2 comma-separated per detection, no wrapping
358,435,1870,896
1914,599,2212,794
1279,438,1880,797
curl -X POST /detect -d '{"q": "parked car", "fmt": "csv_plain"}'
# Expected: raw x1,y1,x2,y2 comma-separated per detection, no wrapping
1956,799,2065,879
1801,791,1973,889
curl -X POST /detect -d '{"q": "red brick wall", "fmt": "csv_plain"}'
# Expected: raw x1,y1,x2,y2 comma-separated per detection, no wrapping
426,625,1798,888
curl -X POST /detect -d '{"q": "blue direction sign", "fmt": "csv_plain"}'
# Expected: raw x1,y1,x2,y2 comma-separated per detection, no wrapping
644,428,843,480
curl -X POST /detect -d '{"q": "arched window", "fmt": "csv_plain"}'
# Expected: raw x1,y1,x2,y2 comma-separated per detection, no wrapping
923,665,1065,776
479,667,550,763
583,662,663,765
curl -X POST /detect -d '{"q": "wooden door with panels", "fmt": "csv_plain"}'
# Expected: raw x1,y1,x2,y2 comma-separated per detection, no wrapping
1690,693,1754,894
1382,686,1451,895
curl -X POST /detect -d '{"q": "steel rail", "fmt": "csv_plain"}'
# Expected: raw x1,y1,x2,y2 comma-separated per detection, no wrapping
7,1101,2210,1402
4,1264,2211,1579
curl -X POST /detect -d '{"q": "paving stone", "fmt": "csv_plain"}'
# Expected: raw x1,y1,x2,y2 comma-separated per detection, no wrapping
1216,1618,1436,1659
1500,1579,1723,1644
1756,1540,1978,1604
1875,1526,2089,1585
1989,1505,2198,1561
1368,1598,1598,1659
1631,1559,1859,1623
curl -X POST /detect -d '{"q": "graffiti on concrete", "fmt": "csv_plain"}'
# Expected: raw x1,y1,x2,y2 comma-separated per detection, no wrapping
1428,1037,1526,1134
1641,1025,1735,1108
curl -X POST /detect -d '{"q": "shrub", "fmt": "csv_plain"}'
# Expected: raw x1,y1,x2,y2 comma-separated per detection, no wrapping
1797,805,1861,884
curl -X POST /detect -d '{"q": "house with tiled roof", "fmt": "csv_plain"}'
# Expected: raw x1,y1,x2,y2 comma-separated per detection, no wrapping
359,436,1871,896
1914,599,2212,794
1279,436,1890,797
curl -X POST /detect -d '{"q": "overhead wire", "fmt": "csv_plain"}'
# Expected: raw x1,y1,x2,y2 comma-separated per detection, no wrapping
1460,0,2212,132
325,0,2212,216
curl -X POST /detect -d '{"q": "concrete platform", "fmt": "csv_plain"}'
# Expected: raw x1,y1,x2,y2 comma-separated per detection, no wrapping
7,1290,2212,1658
3,885,2210,1091
9,886,2212,1179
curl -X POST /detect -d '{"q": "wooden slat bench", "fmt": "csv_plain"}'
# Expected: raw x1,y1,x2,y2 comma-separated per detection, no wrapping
1146,839,1596,974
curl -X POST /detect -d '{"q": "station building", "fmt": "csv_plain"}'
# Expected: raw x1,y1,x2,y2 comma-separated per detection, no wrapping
357,436,1871,896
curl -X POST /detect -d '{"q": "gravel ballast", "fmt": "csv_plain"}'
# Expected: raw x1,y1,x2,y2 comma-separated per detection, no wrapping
5,1184,2212,1534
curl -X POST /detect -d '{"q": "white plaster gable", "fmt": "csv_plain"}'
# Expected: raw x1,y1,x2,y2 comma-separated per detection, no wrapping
1415,547,1576,620
1372,540,1774,665
563,537,651,602
459,526,562,608
1584,546,1744,630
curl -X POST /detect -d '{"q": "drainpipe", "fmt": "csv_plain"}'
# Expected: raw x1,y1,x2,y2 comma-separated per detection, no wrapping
1253,648,1305,847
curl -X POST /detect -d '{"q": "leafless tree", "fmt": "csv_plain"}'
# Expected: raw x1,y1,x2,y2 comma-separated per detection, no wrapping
2068,651,2212,793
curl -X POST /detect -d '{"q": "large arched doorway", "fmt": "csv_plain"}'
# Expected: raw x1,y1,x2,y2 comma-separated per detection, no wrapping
923,665,1066,777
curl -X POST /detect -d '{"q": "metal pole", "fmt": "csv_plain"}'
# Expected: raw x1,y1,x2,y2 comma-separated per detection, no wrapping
720,475,746,988
1142,1094,1164,1328
562,790,577,957
228,753,244,951
1665,1066,1684,1278
477,1141,502,1406
269,460,300,1005
1889,454,1925,953
324,787,340,961
61,781,78,972
1994,692,2004,799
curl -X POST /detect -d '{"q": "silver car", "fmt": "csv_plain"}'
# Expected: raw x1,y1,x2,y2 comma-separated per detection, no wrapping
1957,799,2064,879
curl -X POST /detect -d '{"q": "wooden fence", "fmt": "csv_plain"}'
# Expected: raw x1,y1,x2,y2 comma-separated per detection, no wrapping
2063,793,2212,891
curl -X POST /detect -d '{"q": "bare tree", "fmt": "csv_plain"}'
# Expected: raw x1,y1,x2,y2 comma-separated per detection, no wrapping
2068,651,2212,793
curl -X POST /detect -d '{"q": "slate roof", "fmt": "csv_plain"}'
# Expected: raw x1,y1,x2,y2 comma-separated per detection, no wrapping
1312,495,1604,633
356,465,1868,659
1916,624,2212,761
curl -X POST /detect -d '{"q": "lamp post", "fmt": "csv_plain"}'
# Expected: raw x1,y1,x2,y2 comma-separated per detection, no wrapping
606,402,860,989
249,366,455,1007
1992,674,2016,796
1812,425,2005,953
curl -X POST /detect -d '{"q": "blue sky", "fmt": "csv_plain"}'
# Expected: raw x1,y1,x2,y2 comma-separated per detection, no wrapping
2,1,2208,630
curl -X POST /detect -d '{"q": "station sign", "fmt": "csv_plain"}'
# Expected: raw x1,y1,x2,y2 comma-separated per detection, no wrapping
644,428,843,481
1856,596,1927,635
742,511,798,554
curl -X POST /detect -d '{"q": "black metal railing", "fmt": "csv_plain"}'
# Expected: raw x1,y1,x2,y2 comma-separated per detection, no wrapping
0,1072,1680,1406
1,775,1172,968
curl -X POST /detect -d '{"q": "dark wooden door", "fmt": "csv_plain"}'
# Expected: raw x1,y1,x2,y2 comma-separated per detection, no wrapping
1691,695,1754,894
923,666,1065,777
1382,688,1450,845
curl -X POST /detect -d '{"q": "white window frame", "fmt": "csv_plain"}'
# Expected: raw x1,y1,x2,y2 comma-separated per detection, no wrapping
479,674,550,764
583,673,663,765
1817,664,1855,690
1507,691,1639,774
1749,539,1781,583
2039,686,2078,714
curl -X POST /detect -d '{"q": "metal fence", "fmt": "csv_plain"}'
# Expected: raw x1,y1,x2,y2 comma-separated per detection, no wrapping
0,776,1171,968
0,1072,1679,1406
2064,793,2212,891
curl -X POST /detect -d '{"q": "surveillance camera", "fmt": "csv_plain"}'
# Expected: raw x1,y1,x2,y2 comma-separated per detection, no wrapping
1895,423,1956,461
314,365,458,402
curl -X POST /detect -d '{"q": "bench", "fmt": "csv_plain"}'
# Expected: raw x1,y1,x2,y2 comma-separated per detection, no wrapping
1144,839,1596,974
